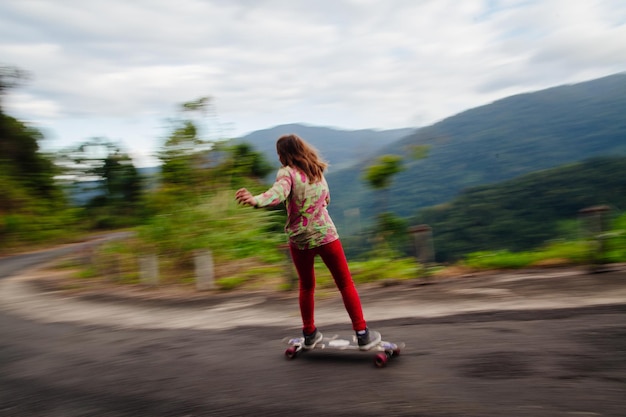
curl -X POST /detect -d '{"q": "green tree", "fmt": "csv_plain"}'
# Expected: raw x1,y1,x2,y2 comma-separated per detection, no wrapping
0,65,74,250
0,66,64,211
363,154,404,190
363,154,405,212
55,138,143,227
101,152,142,206
361,154,406,254
215,142,274,189
362,148,430,255
158,98,214,191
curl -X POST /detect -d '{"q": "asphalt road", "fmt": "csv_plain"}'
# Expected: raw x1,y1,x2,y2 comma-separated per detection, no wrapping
1,243,625,417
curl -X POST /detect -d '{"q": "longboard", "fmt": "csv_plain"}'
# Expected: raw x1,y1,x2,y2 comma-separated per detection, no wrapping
284,334,404,368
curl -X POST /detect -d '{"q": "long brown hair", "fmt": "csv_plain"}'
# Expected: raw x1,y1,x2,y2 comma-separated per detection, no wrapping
276,134,327,183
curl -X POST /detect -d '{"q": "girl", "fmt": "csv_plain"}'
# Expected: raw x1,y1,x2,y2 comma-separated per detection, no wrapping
235,134,381,350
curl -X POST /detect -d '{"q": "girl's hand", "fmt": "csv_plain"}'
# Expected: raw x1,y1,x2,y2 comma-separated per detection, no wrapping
235,188,256,206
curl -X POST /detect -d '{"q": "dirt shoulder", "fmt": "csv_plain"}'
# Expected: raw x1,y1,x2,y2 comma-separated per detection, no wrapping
2,237,626,331
6,258,626,324
22,260,626,307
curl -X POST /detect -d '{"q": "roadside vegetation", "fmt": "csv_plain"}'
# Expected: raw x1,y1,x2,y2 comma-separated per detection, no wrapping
2,65,626,293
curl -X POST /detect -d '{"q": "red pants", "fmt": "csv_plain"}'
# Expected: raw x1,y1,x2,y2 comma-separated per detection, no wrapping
289,239,367,334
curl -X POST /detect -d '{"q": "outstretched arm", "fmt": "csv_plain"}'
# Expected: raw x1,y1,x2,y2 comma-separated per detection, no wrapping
235,167,293,208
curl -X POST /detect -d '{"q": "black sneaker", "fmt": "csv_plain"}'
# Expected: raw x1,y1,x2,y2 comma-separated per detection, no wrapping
357,328,382,350
303,329,323,349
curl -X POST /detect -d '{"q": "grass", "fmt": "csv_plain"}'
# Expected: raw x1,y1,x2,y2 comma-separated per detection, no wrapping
75,266,98,279
215,276,249,291
216,264,285,291
313,256,419,289
463,240,600,270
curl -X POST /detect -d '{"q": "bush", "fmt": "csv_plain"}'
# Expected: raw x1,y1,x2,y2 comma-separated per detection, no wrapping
312,256,419,289
463,240,592,270
111,190,287,284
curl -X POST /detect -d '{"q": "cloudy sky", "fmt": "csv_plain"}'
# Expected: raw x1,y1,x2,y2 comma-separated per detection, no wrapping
1,0,625,167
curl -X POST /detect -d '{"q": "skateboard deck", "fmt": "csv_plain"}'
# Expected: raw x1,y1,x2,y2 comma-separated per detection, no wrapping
284,334,404,368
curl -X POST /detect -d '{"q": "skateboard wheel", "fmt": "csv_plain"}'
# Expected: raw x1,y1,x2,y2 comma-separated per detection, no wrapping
392,348,401,357
285,346,298,360
374,352,388,368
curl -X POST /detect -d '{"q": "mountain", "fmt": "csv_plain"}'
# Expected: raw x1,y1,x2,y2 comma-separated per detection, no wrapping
325,73,626,231
237,123,415,170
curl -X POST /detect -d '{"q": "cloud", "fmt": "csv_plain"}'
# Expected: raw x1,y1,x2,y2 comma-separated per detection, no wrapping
1,0,625,166
8,92,62,119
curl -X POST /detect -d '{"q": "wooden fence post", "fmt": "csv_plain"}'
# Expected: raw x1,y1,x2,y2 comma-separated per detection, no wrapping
278,243,298,290
139,254,159,286
409,225,435,279
194,250,216,291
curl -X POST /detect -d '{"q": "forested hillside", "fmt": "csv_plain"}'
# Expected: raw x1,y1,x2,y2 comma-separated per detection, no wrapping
326,73,626,229
413,156,626,261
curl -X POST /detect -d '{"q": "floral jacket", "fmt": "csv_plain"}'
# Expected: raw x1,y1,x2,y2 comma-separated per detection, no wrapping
253,166,339,250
